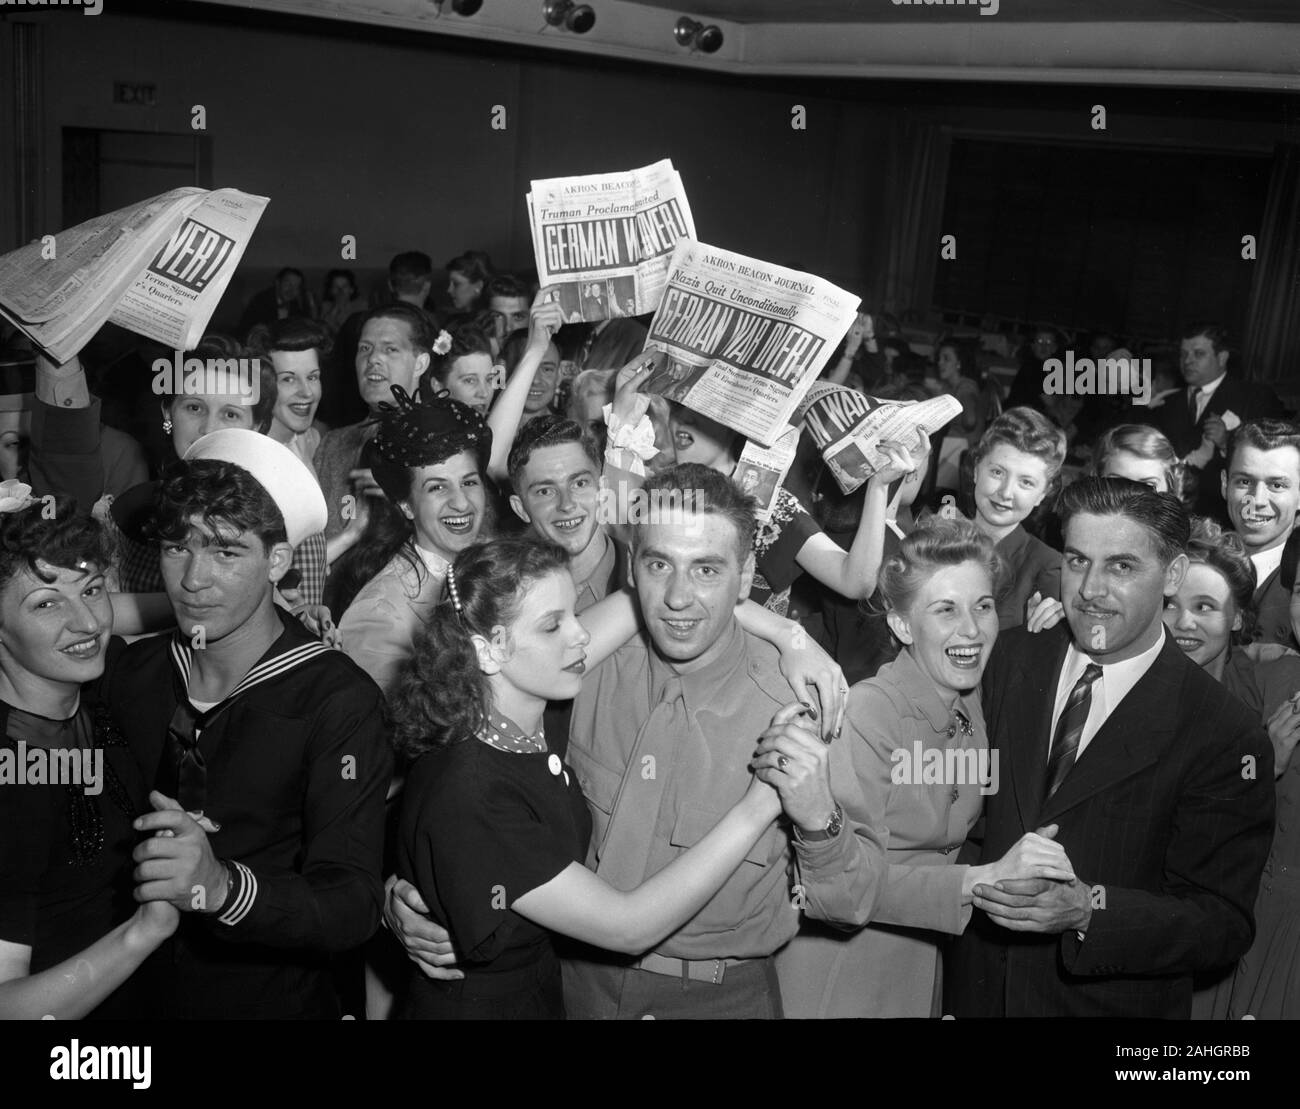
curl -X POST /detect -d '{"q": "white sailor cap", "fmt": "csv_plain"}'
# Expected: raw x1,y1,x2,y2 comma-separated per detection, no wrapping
183,428,327,547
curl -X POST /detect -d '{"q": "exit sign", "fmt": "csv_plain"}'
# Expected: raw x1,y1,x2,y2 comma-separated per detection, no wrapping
114,82,156,106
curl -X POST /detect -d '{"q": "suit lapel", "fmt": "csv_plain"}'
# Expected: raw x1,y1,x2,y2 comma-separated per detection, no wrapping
1205,376,1245,421
1038,636,1184,823
1254,564,1281,604
1006,624,1071,830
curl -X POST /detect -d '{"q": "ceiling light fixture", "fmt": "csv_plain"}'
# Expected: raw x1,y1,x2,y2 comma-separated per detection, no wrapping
543,0,596,33
673,16,723,54
431,0,484,15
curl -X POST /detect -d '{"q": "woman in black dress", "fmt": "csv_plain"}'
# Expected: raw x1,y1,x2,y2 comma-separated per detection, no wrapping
391,536,783,1019
0,489,177,1018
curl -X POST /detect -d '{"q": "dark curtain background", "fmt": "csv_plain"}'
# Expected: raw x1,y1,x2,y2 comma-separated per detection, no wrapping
1243,143,1300,386
877,119,952,320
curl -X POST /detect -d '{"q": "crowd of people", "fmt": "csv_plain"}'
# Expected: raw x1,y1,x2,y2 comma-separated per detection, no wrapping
0,242,1295,1021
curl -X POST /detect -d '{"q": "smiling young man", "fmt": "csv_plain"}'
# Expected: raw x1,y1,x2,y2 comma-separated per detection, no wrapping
313,303,435,553
947,477,1273,1017
107,429,392,1019
507,416,626,765
508,416,624,613
560,463,887,1019
1222,419,1300,644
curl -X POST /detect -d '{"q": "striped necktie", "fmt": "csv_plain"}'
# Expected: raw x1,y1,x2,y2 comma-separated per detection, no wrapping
1045,663,1103,800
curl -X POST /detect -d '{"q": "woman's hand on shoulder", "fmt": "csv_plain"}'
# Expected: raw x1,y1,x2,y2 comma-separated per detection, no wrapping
774,630,847,741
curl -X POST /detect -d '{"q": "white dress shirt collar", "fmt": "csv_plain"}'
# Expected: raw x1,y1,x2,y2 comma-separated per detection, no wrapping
1251,542,1287,589
1051,628,1167,759
414,543,450,577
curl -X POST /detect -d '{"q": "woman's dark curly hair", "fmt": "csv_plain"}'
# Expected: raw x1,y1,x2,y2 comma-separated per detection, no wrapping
323,494,418,621
429,318,494,387
389,537,570,759
0,496,114,594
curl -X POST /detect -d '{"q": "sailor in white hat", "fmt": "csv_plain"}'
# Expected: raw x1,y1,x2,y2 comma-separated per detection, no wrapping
182,427,327,548
109,427,392,1019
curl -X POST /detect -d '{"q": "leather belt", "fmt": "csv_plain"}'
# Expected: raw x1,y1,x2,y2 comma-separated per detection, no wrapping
632,952,756,985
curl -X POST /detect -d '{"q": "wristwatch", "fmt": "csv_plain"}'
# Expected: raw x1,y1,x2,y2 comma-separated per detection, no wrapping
795,803,844,843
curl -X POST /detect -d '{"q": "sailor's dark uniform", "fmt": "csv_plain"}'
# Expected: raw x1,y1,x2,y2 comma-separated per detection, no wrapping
104,609,394,1019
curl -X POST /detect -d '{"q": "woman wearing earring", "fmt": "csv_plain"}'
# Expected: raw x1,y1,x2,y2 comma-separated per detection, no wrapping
335,382,495,695
0,489,178,1018
23,344,251,633
109,335,270,593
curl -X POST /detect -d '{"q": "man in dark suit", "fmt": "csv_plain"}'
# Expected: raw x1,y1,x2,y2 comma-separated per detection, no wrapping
947,478,1274,1017
1155,323,1285,522
1221,418,1300,646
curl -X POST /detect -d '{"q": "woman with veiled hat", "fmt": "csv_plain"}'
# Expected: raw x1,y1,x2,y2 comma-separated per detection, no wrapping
335,380,496,697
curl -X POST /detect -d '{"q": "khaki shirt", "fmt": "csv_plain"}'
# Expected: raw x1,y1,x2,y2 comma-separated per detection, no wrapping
567,619,887,960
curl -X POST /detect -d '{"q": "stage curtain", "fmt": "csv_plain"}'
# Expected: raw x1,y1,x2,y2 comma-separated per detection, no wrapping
876,119,952,321
1243,142,1300,386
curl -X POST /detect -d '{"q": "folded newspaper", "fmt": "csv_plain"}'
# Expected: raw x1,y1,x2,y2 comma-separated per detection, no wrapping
735,426,801,523
527,159,695,325
640,241,859,448
0,187,269,363
798,382,962,494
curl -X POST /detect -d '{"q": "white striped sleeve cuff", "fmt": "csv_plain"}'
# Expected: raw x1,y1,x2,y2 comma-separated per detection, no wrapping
216,861,258,926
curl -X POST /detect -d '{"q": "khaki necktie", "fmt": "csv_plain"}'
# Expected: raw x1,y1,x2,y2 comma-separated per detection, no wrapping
595,677,685,891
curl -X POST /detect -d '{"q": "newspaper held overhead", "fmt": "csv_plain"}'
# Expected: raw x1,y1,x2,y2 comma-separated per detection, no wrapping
0,187,269,363
798,382,962,495
641,241,860,448
527,159,695,325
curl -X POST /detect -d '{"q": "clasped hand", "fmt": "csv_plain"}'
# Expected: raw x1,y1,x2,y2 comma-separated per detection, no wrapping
751,703,837,834
132,791,227,913
972,824,1092,934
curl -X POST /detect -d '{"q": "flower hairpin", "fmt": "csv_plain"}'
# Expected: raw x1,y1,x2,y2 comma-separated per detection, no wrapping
0,479,37,515
432,330,453,357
